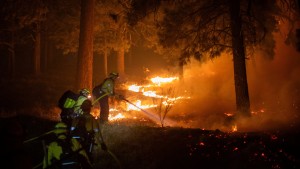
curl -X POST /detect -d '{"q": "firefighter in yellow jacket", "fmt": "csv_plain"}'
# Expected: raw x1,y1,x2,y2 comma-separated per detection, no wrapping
73,88,91,117
92,72,123,124
43,122,93,169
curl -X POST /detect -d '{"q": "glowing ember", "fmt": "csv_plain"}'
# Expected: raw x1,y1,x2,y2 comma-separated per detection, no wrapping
251,108,265,115
224,113,234,117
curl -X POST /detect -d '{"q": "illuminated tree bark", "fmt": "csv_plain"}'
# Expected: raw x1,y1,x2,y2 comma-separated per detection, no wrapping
76,0,95,91
229,0,250,117
103,49,108,77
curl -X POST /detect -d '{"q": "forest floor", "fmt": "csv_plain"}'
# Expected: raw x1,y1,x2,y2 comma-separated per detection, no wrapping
1,115,300,169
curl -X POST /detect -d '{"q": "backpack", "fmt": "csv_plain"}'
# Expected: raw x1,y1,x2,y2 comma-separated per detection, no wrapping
92,84,102,98
92,78,110,98
58,90,79,110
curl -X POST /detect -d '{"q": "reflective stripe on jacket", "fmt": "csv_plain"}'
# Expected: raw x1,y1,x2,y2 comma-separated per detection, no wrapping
43,135,91,169
73,96,88,115
101,78,115,96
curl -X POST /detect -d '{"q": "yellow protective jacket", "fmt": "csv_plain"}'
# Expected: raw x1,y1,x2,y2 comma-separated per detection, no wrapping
73,96,88,116
101,78,115,96
43,135,91,169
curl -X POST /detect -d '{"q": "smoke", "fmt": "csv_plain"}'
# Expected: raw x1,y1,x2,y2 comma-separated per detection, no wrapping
171,25,300,132
172,55,236,130
245,26,300,132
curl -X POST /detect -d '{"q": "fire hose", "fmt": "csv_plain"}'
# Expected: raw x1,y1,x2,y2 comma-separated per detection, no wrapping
23,130,54,144
120,97,176,126
96,120,122,169
25,129,122,169
120,97,161,123
92,93,109,105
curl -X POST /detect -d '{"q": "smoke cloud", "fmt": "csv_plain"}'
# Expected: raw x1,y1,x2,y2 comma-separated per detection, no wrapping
170,24,300,132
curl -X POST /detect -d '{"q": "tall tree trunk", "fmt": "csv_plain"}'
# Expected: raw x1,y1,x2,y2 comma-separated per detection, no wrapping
76,0,95,91
34,21,41,76
117,47,125,76
229,0,251,117
103,49,108,77
297,1,300,51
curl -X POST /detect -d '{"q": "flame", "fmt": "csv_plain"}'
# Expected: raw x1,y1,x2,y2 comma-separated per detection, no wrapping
150,76,179,86
126,100,157,111
109,113,125,121
128,84,142,92
143,91,160,97
232,124,238,132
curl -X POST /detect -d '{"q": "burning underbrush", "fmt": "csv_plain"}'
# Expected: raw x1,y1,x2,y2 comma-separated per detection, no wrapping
88,74,297,133
91,75,191,128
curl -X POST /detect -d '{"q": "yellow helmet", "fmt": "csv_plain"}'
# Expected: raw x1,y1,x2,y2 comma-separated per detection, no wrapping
79,88,90,97
109,72,119,78
53,122,68,134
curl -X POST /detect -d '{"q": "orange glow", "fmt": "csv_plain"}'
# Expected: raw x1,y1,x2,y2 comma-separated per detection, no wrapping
232,125,237,132
224,113,234,117
251,108,265,115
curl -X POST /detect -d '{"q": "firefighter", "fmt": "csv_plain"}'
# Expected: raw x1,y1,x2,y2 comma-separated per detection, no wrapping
43,122,93,169
92,72,124,124
59,89,90,128
73,88,91,117
70,99,107,162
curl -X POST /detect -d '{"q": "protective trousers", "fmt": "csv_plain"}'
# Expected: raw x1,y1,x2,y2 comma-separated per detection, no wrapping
99,95,109,124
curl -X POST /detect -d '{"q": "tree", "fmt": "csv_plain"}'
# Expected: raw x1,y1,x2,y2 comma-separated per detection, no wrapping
47,0,133,85
129,0,299,118
127,0,185,78
76,0,95,90
97,0,132,77
0,0,47,77
229,0,250,117
33,0,47,76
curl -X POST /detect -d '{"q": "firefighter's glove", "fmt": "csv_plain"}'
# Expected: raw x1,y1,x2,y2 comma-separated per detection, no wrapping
101,143,108,151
